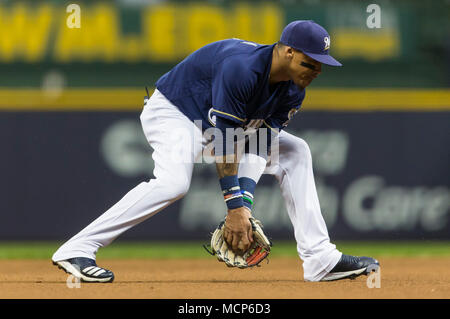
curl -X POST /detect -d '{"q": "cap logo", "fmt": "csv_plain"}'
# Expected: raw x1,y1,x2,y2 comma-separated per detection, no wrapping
324,36,330,51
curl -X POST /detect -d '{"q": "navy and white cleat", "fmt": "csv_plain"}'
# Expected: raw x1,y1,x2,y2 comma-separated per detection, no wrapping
53,257,115,283
321,254,379,281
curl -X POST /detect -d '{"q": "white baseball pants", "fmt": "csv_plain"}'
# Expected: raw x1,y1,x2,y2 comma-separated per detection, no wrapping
52,89,341,281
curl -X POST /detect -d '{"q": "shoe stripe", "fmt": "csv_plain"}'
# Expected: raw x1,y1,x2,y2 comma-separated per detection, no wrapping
82,266,96,273
86,267,101,275
92,269,106,276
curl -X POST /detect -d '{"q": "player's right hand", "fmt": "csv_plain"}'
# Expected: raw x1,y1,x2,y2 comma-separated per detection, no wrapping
223,207,254,253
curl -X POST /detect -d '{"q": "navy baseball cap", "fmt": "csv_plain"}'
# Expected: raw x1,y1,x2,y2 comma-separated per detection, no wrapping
280,20,342,66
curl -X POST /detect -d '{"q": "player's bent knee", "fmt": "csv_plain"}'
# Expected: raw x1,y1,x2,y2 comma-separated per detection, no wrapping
283,137,312,163
153,177,191,200
295,138,312,160
170,181,190,200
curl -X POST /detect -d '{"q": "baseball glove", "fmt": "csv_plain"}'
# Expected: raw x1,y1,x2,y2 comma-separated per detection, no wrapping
204,217,272,268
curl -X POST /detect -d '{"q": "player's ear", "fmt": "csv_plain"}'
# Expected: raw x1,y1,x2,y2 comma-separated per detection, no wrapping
285,47,295,61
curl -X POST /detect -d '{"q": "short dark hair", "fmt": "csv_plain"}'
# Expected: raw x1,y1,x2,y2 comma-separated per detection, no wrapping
277,41,302,54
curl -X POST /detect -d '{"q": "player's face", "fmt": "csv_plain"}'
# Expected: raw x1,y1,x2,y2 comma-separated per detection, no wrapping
287,50,322,89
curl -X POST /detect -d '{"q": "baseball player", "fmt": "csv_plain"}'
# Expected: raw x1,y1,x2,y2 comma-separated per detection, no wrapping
52,20,379,282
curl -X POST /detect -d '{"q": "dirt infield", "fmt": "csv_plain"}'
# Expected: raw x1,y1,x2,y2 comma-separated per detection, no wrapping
0,257,449,299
